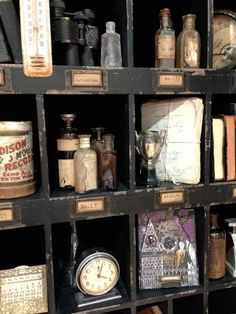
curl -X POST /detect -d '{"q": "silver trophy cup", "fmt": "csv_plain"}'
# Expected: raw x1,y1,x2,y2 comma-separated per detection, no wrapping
135,130,166,187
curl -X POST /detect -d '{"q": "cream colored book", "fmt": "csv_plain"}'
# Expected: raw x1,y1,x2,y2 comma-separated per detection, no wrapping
141,97,204,184
212,117,225,181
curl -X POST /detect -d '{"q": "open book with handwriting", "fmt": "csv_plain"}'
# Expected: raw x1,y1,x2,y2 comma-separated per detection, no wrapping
141,97,204,184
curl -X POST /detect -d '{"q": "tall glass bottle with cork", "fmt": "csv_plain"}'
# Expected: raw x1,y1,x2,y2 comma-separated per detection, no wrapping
155,8,175,69
74,134,97,194
91,127,105,153
57,113,79,189
208,212,226,279
176,14,200,68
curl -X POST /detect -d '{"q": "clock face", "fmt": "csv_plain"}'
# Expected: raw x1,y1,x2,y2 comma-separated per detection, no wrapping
213,10,236,69
76,252,120,296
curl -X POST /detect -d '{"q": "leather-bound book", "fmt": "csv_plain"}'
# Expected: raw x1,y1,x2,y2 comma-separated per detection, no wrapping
223,115,236,181
137,305,163,314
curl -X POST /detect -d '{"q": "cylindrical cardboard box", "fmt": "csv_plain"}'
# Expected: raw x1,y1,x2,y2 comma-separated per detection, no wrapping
0,121,36,199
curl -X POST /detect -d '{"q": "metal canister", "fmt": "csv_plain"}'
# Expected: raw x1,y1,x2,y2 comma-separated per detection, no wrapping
0,121,36,199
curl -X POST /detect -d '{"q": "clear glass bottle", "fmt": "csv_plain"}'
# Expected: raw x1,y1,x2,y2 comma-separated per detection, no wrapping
57,113,79,189
155,8,175,69
208,213,226,279
91,127,105,153
100,21,122,67
74,134,98,194
98,134,117,190
176,14,200,68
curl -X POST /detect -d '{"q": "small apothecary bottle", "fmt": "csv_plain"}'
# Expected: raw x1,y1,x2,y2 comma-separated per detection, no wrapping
155,8,175,69
57,113,79,189
91,127,105,153
208,212,226,279
101,21,122,67
74,134,97,194
176,14,200,68
97,134,117,190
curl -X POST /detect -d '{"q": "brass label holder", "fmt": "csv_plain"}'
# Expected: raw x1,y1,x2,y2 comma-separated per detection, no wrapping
154,72,184,91
0,202,13,222
0,68,11,91
75,197,106,214
158,189,185,205
0,68,4,85
66,69,108,91
232,187,236,198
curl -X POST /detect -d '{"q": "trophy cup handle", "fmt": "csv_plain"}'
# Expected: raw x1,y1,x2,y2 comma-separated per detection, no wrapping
160,129,167,145
135,130,140,154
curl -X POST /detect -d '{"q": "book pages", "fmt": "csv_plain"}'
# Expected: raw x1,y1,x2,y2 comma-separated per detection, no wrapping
141,97,204,184
212,117,225,181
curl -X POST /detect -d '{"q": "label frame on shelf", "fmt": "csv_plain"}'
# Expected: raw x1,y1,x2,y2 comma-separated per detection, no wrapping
66,69,108,91
0,203,21,228
0,68,11,91
157,189,186,206
75,197,106,214
153,71,185,91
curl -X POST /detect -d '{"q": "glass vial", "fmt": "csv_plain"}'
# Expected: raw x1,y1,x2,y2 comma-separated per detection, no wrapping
155,8,175,69
74,134,98,194
100,21,122,67
57,113,79,189
91,127,105,153
176,14,200,68
208,213,226,279
98,134,117,190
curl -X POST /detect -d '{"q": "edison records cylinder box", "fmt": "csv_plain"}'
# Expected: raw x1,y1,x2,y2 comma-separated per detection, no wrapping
0,121,36,199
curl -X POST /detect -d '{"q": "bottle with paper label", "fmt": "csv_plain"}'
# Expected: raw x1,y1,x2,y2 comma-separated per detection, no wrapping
57,113,79,189
155,8,175,69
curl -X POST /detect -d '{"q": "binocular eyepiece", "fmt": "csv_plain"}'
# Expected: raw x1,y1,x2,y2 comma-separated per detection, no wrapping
50,0,99,66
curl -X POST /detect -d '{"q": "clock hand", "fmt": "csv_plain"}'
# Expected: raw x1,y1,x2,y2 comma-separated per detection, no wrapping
98,275,109,279
98,262,104,275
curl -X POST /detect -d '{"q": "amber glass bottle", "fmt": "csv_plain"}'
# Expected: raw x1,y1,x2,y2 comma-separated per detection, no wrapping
208,213,226,279
57,113,79,189
98,134,117,190
176,14,200,68
155,8,175,69
91,127,105,153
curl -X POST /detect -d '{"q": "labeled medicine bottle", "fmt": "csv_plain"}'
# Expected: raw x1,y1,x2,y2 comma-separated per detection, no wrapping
74,134,98,194
98,134,117,190
155,8,175,69
176,14,200,68
57,113,79,189
101,21,122,67
208,213,226,279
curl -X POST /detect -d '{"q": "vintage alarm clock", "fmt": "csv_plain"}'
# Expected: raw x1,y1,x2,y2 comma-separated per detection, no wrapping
75,247,120,296
213,9,236,69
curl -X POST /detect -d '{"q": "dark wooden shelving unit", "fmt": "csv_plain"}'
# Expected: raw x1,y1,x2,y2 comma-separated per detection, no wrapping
1,0,236,313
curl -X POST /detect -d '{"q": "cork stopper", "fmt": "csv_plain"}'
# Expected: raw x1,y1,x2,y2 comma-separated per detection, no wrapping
159,8,171,17
210,213,219,228
78,134,91,148
106,21,116,32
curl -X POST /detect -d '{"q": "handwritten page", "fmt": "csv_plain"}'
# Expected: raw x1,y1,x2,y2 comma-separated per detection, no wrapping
141,97,204,184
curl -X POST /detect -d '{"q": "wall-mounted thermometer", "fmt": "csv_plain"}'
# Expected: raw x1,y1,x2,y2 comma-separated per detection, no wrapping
19,0,53,77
